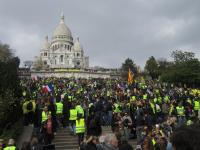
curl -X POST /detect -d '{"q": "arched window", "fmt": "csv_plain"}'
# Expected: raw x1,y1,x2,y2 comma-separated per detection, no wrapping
60,55,64,63
77,53,80,57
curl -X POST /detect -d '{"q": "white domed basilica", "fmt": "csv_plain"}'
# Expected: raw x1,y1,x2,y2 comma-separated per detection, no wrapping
39,13,89,69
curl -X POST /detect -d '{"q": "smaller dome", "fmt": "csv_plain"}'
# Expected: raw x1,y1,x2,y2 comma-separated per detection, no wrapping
73,37,83,51
41,36,50,50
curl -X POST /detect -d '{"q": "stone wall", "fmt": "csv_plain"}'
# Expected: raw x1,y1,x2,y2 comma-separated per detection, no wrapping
31,71,120,79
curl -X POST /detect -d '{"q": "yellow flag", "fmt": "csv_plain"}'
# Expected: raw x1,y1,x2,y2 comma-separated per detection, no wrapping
128,68,134,84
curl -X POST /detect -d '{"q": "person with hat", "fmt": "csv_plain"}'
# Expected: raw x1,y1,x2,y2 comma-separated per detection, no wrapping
3,139,18,150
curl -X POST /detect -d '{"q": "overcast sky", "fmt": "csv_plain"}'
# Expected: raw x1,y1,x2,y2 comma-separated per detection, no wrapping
0,0,200,68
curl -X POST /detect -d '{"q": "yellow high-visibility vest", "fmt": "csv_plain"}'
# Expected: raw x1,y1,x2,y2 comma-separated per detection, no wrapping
164,95,169,103
69,109,77,120
22,101,28,114
194,101,200,110
42,111,51,123
76,105,84,117
114,103,121,113
169,105,174,115
150,102,155,114
56,102,63,114
143,94,147,100
176,106,185,116
131,96,136,101
3,146,16,150
152,138,156,146
76,118,85,134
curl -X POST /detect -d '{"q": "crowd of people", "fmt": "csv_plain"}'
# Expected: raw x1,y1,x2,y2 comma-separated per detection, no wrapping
1,77,200,150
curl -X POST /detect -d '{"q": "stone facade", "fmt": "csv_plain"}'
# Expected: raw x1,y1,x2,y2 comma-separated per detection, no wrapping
39,13,89,69
31,71,111,79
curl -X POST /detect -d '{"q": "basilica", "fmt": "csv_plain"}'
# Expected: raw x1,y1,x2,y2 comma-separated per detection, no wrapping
38,13,89,69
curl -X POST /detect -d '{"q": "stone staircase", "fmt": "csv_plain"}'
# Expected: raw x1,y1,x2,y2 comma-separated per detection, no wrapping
53,126,137,150
53,128,79,150
102,126,137,149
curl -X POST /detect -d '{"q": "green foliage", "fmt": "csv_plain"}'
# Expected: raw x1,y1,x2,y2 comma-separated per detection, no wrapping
157,58,171,75
0,42,22,134
121,58,137,80
171,50,195,63
160,50,200,87
145,56,159,79
0,43,13,62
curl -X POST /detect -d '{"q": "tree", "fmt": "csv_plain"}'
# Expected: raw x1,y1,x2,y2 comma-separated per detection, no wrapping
121,58,137,80
23,60,33,68
33,57,46,71
171,50,195,63
145,56,159,79
0,42,22,133
160,50,200,87
157,58,171,75
0,43,13,62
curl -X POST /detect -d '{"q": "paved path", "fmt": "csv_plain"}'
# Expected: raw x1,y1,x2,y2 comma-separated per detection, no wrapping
16,125,33,149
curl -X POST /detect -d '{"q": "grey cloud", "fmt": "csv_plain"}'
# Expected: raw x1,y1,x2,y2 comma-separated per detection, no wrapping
0,0,200,68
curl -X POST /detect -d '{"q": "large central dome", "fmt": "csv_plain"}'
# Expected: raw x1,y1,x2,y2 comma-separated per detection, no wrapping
52,13,73,42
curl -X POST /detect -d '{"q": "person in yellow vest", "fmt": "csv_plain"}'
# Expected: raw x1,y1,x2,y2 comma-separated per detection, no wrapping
76,114,85,145
193,98,200,117
69,104,77,135
143,93,148,100
149,100,155,115
75,102,84,118
176,103,186,126
22,100,29,125
55,99,63,128
3,139,18,150
22,99,36,125
113,102,122,113
41,106,51,124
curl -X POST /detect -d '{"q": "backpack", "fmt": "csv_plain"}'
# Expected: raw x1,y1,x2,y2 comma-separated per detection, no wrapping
89,118,96,128
27,102,33,110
